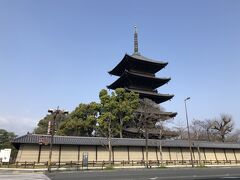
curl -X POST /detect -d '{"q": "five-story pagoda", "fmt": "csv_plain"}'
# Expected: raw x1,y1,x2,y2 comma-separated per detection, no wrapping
108,27,175,105
107,27,177,138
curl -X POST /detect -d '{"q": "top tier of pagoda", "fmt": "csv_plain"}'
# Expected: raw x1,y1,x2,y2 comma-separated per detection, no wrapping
107,27,174,104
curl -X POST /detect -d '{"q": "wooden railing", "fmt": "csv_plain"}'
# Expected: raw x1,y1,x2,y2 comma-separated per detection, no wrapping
1,160,240,169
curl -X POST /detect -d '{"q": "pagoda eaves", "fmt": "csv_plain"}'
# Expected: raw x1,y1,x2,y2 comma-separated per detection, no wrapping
109,54,168,76
125,88,174,104
107,70,171,90
107,27,177,139
107,27,175,105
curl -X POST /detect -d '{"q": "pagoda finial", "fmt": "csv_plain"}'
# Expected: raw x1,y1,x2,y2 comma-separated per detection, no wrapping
134,25,139,55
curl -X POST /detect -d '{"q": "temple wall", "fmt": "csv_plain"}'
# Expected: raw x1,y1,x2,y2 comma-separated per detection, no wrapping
51,145,60,162
39,145,60,162
97,146,110,161
225,149,236,161
193,148,200,161
199,148,206,161
145,147,157,161
80,146,96,161
15,144,240,164
162,148,171,160
181,148,191,160
129,147,143,161
234,150,240,160
16,145,23,162
204,148,216,161
60,146,78,162
215,149,226,161
39,146,49,162
113,147,128,161
170,148,182,161
16,144,39,162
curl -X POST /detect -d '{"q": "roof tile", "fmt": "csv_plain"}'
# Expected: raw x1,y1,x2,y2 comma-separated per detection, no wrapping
12,134,240,149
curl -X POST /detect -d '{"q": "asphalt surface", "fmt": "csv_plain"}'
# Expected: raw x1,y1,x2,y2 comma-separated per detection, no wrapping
0,170,50,180
46,167,240,180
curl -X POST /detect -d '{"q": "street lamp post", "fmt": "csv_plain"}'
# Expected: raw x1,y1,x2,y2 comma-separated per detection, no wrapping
184,97,194,168
47,107,68,172
0,134,3,165
155,121,163,167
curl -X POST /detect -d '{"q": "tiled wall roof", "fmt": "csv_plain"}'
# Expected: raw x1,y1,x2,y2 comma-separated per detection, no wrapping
12,134,240,149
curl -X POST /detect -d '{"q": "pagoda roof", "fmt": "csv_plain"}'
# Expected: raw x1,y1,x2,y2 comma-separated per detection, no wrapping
123,128,179,137
134,110,177,120
107,70,171,90
125,88,174,104
109,54,168,76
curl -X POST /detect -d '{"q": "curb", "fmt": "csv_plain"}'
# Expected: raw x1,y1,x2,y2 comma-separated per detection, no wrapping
1,164,240,173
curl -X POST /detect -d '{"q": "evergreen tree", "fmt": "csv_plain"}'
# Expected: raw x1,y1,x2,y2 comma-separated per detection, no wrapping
33,113,67,134
58,102,100,136
0,129,17,161
114,88,139,138
97,89,118,166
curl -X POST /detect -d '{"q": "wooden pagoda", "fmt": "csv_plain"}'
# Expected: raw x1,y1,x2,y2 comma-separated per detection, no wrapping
108,27,174,105
107,27,177,138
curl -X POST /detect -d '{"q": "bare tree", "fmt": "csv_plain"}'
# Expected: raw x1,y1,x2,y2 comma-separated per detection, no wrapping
175,114,234,142
225,129,240,142
174,126,187,140
212,114,234,142
135,98,162,168
190,119,216,141
191,119,205,140
155,121,165,140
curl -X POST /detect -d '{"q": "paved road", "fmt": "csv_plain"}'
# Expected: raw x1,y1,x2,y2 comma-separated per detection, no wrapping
0,171,50,180
0,174,50,180
1,167,240,180
47,167,240,180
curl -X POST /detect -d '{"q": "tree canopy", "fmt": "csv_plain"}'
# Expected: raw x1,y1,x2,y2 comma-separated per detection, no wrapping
97,89,119,137
0,129,16,150
58,102,100,136
34,113,68,134
0,129,17,160
33,88,139,138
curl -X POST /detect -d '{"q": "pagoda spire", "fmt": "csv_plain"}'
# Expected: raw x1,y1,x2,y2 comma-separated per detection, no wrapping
134,26,139,55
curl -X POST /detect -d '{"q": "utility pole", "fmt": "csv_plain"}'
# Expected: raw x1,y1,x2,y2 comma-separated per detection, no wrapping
47,107,68,172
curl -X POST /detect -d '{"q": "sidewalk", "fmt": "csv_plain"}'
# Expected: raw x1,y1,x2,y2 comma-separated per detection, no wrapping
1,163,240,173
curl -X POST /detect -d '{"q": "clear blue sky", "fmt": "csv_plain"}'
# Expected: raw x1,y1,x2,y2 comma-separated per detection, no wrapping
0,0,240,135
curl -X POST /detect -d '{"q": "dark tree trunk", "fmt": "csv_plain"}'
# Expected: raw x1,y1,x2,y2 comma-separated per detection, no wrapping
119,118,123,138
108,120,112,166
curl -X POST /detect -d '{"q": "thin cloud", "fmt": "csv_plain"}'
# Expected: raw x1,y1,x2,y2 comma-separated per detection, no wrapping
0,115,36,136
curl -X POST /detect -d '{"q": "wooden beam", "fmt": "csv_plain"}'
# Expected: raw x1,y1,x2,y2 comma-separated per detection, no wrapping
37,145,41,163
233,149,237,161
142,146,145,160
213,148,218,161
112,146,115,163
203,148,207,160
58,145,62,165
78,145,80,162
96,146,98,161
223,149,227,161
155,146,158,161
168,147,171,161
180,147,183,161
